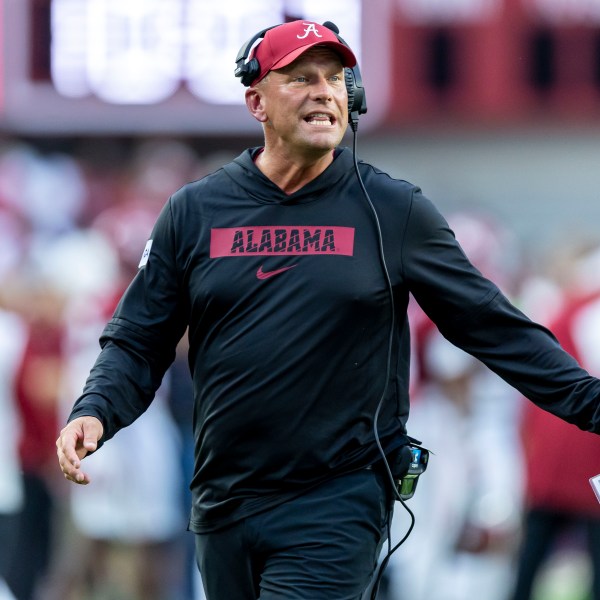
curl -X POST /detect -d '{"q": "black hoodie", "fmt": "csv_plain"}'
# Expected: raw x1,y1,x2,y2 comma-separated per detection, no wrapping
69,146,600,532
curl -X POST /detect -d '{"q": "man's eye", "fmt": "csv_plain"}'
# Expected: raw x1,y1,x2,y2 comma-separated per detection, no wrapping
294,76,307,82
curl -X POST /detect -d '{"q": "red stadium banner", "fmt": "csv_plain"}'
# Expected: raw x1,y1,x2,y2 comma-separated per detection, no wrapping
387,0,600,125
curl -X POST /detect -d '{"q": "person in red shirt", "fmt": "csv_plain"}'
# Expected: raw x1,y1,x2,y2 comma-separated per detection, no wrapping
512,245,600,600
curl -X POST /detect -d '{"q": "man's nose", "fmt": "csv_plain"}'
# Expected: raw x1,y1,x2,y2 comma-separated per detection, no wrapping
310,76,334,100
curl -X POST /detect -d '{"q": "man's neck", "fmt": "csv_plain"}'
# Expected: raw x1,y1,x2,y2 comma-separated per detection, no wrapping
255,147,335,195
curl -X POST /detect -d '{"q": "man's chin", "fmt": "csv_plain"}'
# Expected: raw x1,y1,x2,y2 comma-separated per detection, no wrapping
303,129,345,150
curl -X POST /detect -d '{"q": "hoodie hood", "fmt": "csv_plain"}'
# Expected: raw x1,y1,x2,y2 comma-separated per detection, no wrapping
222,146,356,205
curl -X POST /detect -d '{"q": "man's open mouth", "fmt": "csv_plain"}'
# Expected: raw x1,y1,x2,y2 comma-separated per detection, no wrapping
304,113,335,126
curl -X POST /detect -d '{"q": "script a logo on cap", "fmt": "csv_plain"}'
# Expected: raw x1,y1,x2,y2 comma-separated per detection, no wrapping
297,23,323,40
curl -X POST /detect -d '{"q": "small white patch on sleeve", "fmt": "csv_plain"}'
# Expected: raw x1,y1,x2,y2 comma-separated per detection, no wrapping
138,240,153,268
591,474,600,504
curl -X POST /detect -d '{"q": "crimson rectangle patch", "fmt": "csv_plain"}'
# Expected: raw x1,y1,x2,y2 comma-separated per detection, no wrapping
210,226,355,257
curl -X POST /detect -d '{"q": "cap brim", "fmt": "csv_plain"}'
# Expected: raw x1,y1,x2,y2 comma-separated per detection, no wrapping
270,41,357,72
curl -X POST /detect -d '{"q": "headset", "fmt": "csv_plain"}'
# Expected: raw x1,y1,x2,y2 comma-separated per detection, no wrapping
234,21,367,129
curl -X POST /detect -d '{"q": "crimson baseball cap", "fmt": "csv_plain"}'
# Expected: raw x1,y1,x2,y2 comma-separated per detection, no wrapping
250,20,357,84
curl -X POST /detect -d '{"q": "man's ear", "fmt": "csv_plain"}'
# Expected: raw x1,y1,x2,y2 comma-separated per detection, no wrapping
245,87,268,123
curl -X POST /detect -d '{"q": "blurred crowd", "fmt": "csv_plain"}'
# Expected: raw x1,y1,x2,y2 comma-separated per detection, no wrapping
0,136,218,600
1,136,599,600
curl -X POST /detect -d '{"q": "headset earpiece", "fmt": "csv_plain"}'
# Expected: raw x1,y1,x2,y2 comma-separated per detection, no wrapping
345,69,356,115
234,26,275,87
344,66,367,126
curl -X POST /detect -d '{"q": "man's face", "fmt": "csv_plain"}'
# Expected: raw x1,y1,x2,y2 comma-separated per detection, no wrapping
252,48,348,159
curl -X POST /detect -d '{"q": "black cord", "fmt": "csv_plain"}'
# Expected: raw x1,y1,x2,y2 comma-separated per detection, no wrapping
350,120,398,496
350,120,416,599
370,500,416,600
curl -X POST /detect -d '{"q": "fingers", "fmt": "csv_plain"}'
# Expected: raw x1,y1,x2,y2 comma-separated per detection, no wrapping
56,416,103,485
57,442,89,484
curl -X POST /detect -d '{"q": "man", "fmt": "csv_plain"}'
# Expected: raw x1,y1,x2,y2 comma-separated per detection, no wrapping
57,20,600,600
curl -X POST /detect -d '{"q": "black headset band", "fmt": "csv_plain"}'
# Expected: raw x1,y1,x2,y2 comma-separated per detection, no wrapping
234,26,275,65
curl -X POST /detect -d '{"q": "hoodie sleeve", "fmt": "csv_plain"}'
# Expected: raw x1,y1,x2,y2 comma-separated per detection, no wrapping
68,198,189,443
401,189,600,433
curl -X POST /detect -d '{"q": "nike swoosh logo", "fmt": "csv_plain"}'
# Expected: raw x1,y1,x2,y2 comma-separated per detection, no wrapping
256,264,297,280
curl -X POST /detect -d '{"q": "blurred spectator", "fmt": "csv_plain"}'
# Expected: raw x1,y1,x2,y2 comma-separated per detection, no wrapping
381,212,524,600
126,138,205,208
0,181,94,592
383,326,524,600
0,143,85,237
168,336,205,600
0,210,28,281
39,205,187,600
4,280,66,600
511,242,600,600
0,305,27,600
0,138,208,600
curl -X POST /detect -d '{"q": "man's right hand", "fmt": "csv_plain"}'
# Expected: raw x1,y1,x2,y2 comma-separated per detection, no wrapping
56,416,104,485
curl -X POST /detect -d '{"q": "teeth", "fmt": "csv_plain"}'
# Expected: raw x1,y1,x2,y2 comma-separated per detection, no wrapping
306,113,332,126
